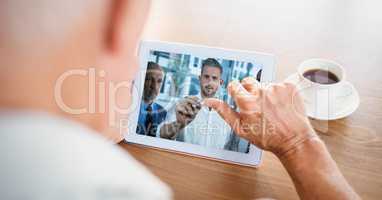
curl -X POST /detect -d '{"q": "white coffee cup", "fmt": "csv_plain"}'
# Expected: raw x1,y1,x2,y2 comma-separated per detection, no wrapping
296,58,354,120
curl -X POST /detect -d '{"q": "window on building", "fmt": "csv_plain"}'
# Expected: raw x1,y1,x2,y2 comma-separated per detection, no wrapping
193,57,199,67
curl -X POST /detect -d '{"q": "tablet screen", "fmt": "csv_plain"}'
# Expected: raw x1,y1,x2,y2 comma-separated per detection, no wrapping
136,50,263,153
125,41,275,166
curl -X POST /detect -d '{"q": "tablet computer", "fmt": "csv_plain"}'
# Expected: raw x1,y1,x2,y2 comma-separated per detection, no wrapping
125,41,275,167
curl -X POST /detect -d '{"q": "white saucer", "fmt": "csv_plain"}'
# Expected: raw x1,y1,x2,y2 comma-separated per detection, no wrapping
285,73,360,120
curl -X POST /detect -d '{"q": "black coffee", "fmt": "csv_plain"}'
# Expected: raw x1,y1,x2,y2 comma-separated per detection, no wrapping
302,69,340,84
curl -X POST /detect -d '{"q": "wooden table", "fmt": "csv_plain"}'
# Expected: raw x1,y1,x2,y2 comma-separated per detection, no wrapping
120,1,382,199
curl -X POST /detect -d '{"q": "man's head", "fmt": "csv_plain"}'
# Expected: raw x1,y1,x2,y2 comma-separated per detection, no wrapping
0,0,152,142
143,62,164,104
199,58,223,98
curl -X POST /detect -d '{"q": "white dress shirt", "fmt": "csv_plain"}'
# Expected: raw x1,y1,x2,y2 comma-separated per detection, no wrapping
0,111,172,200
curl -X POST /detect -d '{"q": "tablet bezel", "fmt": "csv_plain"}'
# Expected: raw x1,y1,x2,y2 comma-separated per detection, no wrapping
124,40,276,167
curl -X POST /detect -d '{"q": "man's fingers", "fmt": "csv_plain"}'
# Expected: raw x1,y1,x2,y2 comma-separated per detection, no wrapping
176,104,188,113
184,96,202,110
185,96,201,107
183,104,195,115
227,79,261,112
227,80,250,100
178,103,195,117
241,77,261,95
203,98,240,128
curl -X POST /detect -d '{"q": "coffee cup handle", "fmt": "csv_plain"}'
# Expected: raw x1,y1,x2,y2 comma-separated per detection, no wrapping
337,81,354,99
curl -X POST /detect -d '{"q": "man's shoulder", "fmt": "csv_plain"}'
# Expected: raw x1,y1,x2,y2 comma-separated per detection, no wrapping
153,102,166,112
0,111,172,199
153,102,164,109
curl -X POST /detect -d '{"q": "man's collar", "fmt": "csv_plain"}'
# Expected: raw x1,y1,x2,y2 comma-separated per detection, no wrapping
142,101,153,110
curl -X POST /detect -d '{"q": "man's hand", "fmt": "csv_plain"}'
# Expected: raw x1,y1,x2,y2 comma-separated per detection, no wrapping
204,77,316,156
175,96,202,128
205,77,360,200
160,96,201,140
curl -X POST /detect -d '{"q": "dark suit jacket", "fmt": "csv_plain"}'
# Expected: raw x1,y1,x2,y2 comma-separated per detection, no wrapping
136,102,167,136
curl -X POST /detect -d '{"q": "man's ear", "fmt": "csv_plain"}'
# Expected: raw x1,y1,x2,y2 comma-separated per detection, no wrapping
99,0,151,82
105,0,151,54
220,79,224,86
